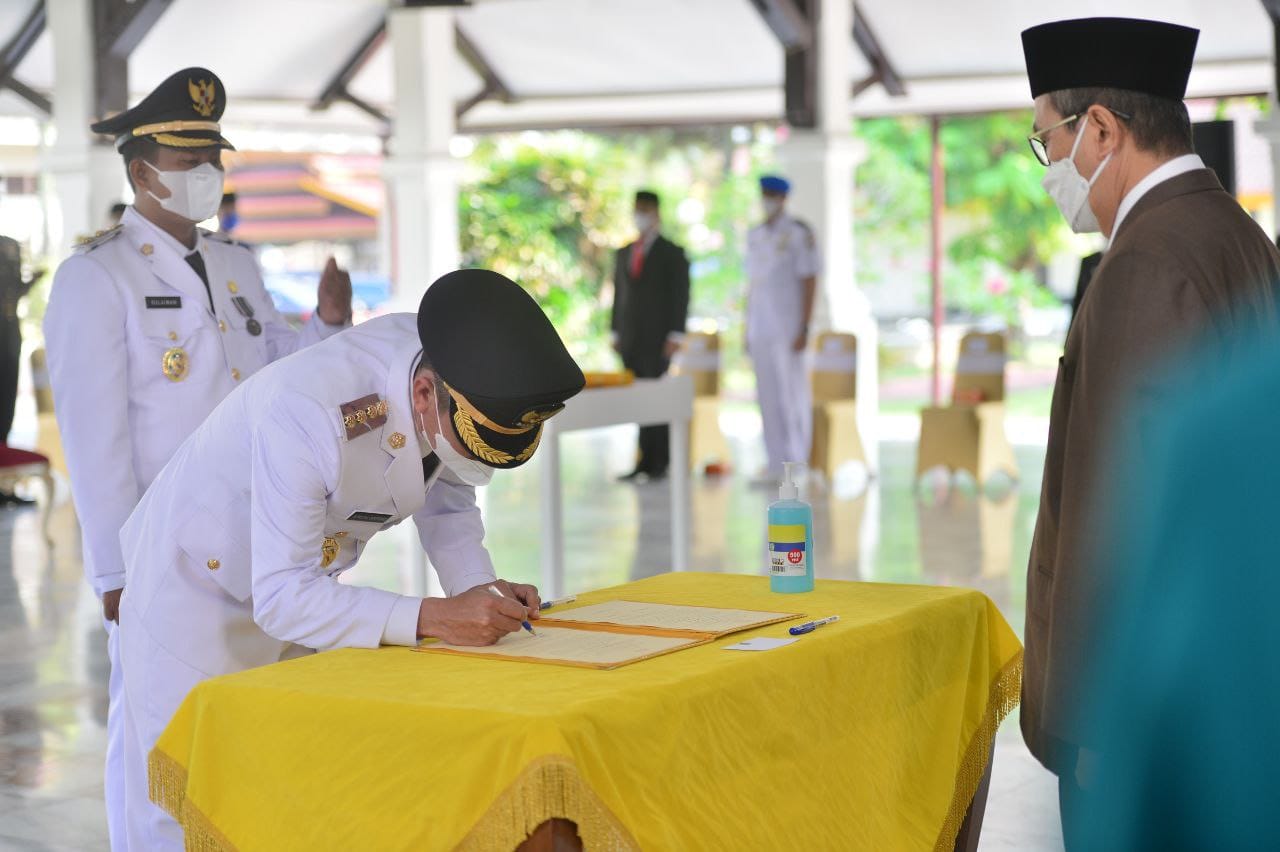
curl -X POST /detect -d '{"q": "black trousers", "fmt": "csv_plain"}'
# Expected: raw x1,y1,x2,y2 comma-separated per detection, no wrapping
0,320,19,442
622,350,670,475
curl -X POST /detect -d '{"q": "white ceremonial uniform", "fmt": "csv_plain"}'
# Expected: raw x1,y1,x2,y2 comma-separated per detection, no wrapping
42,204,343,851
745,214,821,475
117,313,498,850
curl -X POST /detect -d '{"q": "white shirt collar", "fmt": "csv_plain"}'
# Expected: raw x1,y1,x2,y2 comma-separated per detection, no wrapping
123,204,202,258
1107,154,1204,248
635,229,661,251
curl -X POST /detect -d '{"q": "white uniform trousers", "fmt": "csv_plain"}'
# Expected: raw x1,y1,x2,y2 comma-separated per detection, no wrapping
751,342,812,477
119,596,206,852
104,620,127,851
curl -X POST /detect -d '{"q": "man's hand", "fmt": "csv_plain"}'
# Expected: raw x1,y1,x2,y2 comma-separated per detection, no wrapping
487,578,542,619
416,583,533,646
102,588,123,624
315,257,352,326
791,330,809,353
663,339,680,360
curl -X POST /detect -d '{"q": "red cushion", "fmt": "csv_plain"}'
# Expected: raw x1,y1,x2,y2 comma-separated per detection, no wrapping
0,444,49,468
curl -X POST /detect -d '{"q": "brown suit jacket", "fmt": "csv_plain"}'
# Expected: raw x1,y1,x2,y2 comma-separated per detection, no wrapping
1022,168,1280,773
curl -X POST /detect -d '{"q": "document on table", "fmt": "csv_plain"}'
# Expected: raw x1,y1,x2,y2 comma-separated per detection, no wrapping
416,600,803,669
418,626,703,670
540,600,801,637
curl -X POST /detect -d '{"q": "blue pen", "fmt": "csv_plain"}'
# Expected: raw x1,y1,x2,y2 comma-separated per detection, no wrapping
488,585,538,636
789,615,840,636
540,594,577,611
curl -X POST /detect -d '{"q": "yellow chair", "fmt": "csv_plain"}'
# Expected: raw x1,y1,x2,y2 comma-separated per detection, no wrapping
916,332,1018,484
808,332,867,480
668,331,730,471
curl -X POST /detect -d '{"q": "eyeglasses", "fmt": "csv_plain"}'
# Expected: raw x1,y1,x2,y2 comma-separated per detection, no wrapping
1028,108,1132,167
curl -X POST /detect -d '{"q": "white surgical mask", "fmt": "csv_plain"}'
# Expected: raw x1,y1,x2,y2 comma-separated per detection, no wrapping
1041,116,1111,234
633,212,656,234
145,161,225,223
763,198,784,219
420,403,494,487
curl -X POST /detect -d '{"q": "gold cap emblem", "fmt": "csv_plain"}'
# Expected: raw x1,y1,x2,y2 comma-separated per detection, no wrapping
388,432,406,450
189,78,216,118
519,405,564,428
162,347,188,382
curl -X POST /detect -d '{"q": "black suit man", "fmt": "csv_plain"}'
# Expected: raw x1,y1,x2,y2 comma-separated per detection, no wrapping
610,190,690,480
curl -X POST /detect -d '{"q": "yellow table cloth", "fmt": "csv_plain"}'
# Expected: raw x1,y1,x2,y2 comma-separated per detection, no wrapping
150,572,1022,851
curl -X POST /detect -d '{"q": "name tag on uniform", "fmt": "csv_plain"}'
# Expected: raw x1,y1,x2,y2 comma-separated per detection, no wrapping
145,296,182,309
347,511,392,524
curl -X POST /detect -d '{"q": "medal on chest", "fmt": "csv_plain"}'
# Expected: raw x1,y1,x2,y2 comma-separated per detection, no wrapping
162,347,189,382
231,295,262,336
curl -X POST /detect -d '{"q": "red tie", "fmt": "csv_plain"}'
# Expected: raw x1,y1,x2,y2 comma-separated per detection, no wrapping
630,241,645,279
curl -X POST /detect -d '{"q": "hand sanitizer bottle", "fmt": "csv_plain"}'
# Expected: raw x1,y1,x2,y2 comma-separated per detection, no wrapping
768,462,814,593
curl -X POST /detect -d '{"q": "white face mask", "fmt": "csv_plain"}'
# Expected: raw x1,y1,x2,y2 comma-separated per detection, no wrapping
420,400,494,487
763,198,784,219
145,161,225,223
1041,116,1112,234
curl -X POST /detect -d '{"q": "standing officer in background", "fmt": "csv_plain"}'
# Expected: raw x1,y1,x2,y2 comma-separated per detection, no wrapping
118,269,584,850
611,189,690,481
745,175,819,482
0,233,45,505
43,67,351,851
217,191,239,235
1020,19,1279,846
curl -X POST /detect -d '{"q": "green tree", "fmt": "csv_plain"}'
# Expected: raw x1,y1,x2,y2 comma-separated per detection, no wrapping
855,111,1069,326
458,135,631,369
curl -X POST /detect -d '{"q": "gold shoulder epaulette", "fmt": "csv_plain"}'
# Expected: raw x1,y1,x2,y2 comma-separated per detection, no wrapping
339,394,389,440
73,224,124,252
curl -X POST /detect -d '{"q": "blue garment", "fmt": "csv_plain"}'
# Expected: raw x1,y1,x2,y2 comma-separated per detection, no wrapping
1068,333,1280,850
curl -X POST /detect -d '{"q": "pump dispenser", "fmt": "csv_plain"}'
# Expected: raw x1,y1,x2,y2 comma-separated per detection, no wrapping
768,462,815,593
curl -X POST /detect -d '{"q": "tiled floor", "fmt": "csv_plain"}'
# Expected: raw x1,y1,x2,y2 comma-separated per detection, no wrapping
0,411,1062,850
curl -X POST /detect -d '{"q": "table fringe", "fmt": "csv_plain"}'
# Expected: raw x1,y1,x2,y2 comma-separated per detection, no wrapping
933,651,1024,852
456,754,640,852
150,747,240,852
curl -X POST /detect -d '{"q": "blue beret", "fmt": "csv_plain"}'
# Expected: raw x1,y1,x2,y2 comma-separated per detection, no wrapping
759,175,790,194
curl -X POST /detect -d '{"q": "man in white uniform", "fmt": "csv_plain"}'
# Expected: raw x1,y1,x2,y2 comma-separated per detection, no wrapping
744,175,820,480
118,269,585,850
43,67,351,850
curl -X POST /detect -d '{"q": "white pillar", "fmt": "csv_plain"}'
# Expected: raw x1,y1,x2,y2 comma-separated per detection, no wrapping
776,0,879,473
42,0,124,260
384,5,460,309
